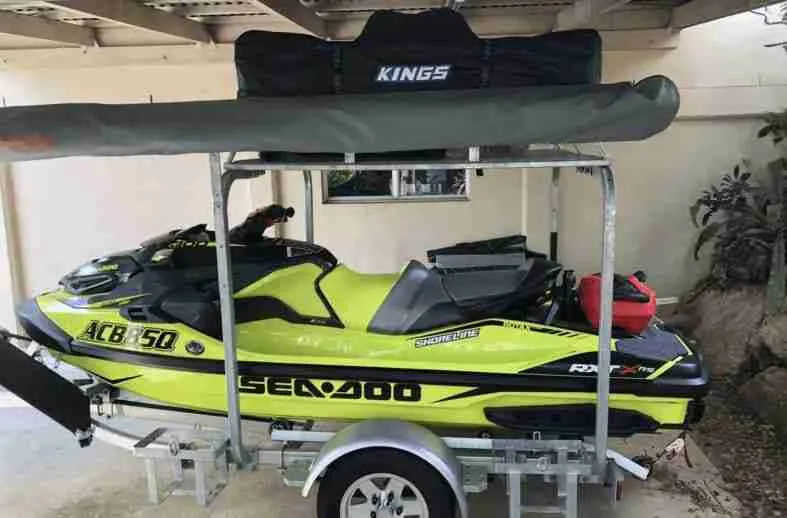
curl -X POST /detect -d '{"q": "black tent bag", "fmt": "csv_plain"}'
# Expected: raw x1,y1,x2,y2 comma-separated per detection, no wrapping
235,9,602,98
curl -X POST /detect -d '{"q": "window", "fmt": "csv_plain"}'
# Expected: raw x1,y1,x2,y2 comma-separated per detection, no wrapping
324,169,469,202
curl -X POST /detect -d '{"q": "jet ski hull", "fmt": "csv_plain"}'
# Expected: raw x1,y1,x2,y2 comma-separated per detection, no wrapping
19,293,707,437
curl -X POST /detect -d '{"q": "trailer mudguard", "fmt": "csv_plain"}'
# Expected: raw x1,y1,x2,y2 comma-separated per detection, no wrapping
301,420,468,518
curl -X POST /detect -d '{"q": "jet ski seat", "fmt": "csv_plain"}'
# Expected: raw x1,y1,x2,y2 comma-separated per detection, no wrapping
368,258,561,334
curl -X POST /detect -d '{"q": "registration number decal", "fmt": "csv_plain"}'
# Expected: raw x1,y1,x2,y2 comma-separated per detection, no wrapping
78,320,178,351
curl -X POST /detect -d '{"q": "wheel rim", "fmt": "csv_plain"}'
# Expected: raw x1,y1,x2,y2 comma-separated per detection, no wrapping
339,472,429,518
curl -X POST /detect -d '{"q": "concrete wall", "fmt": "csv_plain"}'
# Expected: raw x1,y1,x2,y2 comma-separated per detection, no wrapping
0,10,784,330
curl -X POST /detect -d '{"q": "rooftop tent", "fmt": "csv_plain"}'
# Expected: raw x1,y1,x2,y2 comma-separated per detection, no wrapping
0,8,679,162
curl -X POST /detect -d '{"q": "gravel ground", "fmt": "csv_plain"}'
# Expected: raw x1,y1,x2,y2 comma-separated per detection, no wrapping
693,389,787,518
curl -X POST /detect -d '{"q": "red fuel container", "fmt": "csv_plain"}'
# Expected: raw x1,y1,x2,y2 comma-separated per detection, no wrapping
578,273,656,334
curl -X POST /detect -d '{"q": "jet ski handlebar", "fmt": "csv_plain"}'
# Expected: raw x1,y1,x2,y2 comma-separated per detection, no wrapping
260,204,295,224
229,204,295,243
139,205,295,252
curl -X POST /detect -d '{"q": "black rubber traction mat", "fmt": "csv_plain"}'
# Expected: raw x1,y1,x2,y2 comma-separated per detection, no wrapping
0,337,91,435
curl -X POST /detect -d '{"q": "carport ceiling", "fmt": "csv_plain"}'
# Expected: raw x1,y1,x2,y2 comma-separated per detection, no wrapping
0,0,781,49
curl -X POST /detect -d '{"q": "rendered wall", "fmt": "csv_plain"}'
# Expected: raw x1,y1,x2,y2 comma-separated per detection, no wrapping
0,64,268,312
278,170,523,273
527,120,775,296
527,13,787,297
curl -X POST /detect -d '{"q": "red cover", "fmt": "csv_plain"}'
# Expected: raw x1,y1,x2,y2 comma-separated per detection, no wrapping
578,274,656,334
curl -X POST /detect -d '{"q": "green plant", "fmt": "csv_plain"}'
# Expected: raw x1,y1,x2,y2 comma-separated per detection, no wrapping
691,108,787,288
691,164,775,284
758,110,787,145
327,170,353,188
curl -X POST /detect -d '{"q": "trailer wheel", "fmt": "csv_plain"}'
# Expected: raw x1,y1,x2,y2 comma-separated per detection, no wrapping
316,448,456,518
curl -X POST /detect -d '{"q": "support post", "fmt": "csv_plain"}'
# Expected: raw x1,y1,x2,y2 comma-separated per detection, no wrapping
303,170,314,244
550,167,560,262
0,163,25,331
209,152,247,466
144,458,159,504
508,470,521,518
565,473,578,518
594,165,616,468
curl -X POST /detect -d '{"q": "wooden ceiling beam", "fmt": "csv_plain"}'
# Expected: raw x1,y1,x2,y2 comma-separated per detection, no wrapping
557,0,634,29
0,10,94,46
671,0,786,29
248,0,328,38
43,0,211,43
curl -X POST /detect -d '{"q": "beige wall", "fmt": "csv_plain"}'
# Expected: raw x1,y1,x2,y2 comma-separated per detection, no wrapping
527,120,777,296
527,13,787,296
279,170,522,273
0,64,265,328
12,155,254,296
0,10,783,330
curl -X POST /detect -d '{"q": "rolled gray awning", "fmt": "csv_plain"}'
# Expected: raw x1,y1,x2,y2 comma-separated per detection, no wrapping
0,75,678,162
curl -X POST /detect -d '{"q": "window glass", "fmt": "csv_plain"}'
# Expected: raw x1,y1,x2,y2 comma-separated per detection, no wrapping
325,169,468,201
397,169,467,196
327,170,391,197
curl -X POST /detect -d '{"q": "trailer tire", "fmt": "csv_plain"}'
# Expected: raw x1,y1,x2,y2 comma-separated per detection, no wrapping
316,448,456,518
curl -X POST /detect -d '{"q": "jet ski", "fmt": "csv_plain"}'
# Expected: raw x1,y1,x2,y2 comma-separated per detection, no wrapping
17,205,708,438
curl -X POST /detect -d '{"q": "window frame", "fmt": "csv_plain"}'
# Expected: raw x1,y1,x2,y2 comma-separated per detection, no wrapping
321,168,472,204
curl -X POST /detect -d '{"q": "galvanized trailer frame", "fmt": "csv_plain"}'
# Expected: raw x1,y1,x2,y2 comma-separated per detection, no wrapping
89,390,648,518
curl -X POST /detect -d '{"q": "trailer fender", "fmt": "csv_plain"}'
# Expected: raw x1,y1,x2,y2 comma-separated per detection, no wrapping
301,420,468,518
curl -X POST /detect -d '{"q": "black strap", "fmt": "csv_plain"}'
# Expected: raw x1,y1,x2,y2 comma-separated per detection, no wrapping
481,40,491,88
332,46,343,95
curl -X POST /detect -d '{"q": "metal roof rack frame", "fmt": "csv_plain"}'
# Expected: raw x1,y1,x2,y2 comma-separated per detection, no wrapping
212,145,618,473
0,143,630,517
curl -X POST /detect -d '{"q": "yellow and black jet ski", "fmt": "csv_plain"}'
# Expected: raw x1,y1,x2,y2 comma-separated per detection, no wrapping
12,205,708,439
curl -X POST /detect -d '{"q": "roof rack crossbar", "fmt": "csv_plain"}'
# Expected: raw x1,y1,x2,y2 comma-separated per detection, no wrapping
224,149,610,173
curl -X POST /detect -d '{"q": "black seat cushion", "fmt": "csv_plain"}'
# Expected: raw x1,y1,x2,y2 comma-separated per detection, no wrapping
367,260,461,335
368,258,561,335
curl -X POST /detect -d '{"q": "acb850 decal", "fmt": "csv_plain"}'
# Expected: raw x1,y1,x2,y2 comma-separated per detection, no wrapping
78,320,178,351
239,375,422,402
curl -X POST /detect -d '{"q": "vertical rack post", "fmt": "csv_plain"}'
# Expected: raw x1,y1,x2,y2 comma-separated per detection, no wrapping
468,146,479,199
209,152,246,466
550,167,560,262
303,170,314,244
594,165,616,468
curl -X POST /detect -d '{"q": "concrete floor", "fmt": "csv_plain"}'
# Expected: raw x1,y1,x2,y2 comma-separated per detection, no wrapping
0,392,741,518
